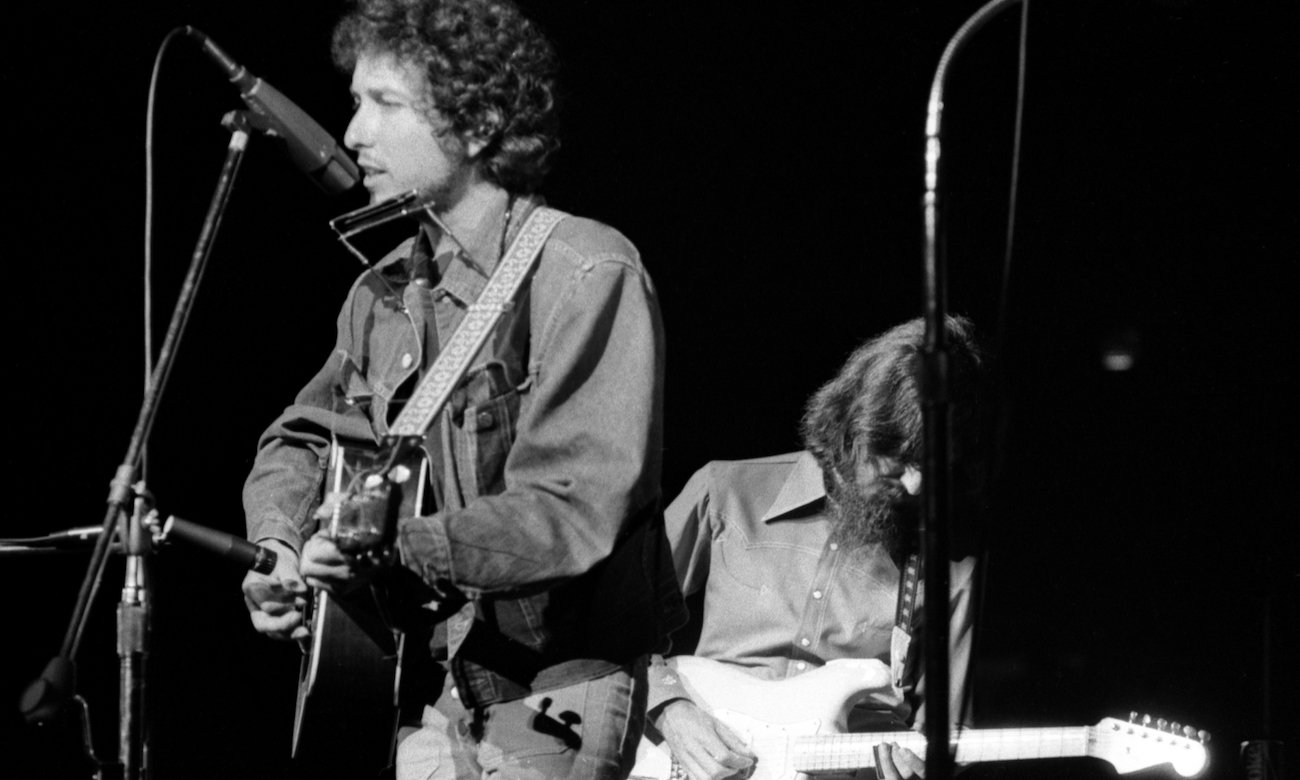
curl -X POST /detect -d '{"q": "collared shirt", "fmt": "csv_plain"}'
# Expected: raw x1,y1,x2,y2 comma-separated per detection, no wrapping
244,193,685,707
649,451,976,730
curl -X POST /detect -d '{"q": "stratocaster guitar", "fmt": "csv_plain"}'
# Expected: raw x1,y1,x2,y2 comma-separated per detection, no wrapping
631,656,1210,780
291,441,429,777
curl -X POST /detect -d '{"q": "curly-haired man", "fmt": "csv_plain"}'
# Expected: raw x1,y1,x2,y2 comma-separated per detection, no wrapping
239,1,684,778
643,317,985,780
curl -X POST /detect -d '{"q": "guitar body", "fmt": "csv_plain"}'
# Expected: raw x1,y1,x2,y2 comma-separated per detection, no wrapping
632,656,892,780
630,656,1210,780
292,589,403,776
291,441,429,776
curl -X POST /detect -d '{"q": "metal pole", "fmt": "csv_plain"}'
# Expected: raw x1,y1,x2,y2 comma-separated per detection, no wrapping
20,114,254,780
920,2,1023,777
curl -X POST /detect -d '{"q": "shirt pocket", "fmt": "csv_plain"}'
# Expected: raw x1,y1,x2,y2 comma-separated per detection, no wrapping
712,528,804,597
447,360,522,501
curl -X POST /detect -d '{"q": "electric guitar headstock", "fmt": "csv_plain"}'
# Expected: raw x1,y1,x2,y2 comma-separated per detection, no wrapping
1091,712,1210,777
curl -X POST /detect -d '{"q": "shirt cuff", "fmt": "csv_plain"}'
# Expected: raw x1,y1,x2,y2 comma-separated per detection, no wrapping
645,654,691,716
398,513,470,594
248,516,305,554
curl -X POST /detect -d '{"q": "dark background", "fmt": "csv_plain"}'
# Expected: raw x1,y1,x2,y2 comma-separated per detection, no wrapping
2,1,1295,778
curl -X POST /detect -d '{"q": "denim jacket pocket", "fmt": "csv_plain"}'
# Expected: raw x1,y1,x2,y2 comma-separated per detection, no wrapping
448,360,523,501
339,352,381,435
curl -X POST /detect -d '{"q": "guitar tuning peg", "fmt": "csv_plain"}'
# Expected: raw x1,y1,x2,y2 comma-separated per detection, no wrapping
1157,718,1169,731
1182,725,1196,738
1170,721,1181,735
1198,729,1211,744
1129,711,1139,723
1142,714,1153,727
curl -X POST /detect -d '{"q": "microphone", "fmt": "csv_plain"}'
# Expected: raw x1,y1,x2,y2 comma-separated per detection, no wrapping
163,516,278,574
186,27,359,194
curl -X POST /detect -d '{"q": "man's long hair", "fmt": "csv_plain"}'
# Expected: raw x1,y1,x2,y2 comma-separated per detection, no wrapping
801,316,986,515
332,0,560,193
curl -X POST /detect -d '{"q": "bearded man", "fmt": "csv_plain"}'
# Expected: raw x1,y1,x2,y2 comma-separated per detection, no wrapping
644,316,986,780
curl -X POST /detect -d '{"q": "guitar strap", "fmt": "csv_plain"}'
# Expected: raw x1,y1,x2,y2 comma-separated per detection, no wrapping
890,551,921,689
387,206,568,440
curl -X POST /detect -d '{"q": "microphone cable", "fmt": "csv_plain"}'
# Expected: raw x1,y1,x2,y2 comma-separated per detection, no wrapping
142,26,192,482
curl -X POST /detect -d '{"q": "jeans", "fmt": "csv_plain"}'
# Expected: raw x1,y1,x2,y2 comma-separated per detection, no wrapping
396,657,647,780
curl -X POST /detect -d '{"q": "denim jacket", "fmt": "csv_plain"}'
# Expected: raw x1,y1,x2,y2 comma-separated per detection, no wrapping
244,194,685,707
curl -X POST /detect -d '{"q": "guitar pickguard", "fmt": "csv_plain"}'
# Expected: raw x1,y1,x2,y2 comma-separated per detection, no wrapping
710,711,822,780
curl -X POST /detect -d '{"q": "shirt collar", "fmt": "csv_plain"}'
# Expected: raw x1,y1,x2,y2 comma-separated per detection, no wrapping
762,451,827,523
434,192,544,306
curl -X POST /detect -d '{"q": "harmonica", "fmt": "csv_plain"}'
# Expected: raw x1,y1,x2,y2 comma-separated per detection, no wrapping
329,189,434,240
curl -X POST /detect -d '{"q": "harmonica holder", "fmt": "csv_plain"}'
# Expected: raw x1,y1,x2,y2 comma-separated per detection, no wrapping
329,189,436,266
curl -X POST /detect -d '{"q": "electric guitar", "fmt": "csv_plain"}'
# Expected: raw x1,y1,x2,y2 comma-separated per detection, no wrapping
630,656,1210,780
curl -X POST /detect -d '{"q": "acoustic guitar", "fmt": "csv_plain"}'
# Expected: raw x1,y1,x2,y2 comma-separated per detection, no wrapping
291,441,428,777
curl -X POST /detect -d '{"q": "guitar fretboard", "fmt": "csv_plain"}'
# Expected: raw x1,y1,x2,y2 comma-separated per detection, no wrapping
795,726,1094,771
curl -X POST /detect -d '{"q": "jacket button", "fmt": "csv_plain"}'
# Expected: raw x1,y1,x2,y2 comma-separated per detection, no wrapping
401,353,414,369
476,411,495,428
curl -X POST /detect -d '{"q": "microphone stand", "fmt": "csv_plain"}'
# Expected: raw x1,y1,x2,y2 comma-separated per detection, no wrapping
920,2,1022,779
19,110,256,780
117,487,157,780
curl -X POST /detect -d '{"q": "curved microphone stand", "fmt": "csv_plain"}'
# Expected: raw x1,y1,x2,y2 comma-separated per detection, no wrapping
920,1,1024,778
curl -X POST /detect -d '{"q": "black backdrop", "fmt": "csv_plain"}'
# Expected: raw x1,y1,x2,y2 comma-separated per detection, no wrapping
2,2,1295,778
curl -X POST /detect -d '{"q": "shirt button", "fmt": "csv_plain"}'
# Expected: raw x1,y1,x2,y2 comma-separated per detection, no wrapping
812,590,823,600
829,542,839,551
413,277,430,288
450,687,460,700
800,637,811,647
795,661,807,671
401,353,414,369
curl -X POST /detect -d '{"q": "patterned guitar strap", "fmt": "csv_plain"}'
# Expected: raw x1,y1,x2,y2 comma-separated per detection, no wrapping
381,205,566,661
891,551,922,691
386,206,567,440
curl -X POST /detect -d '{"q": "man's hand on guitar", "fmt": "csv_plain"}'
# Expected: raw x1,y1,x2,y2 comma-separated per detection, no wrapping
241,539,309,642
300,531,374,594
873,742,925,780
654,699,756,780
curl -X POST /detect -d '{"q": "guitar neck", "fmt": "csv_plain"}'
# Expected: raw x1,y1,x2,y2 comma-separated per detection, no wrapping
795,727,1094,772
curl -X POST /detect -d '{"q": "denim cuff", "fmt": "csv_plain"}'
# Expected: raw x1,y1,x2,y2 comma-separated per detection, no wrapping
399,513,477,596
248,516,305,555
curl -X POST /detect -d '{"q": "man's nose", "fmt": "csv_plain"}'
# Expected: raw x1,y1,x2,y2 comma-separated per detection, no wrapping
343,109,368,150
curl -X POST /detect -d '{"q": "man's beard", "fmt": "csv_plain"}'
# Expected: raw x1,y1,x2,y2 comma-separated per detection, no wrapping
827,476,918,557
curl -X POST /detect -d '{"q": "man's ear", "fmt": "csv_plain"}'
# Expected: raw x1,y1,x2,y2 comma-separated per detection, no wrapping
466,135,490,159
901,465,922,496
465,110,502,159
